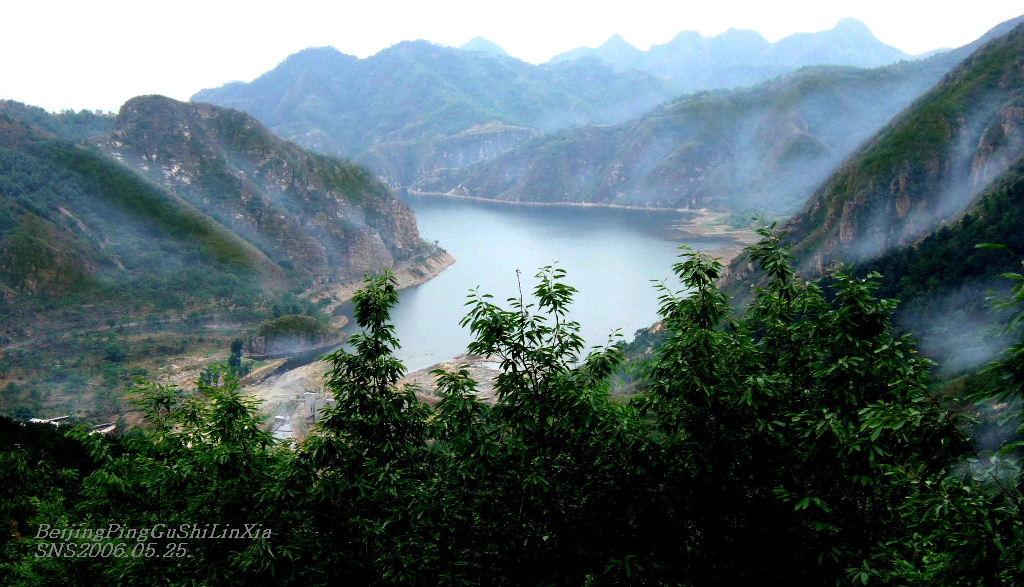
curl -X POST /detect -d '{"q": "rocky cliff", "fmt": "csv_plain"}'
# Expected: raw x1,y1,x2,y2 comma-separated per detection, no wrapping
780,23,1024,272
102,95,434,286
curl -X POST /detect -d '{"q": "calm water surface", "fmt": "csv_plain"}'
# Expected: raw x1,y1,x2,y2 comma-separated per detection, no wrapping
349,196,736,372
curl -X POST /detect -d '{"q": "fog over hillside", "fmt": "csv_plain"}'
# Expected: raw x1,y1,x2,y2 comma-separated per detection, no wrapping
419,16,1024,215
722,19,1024,372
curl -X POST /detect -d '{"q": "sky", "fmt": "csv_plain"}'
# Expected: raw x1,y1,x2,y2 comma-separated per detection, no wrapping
2,0,1021,112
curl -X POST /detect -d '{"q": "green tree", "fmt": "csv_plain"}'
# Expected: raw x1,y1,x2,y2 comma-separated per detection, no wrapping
228,339,244,375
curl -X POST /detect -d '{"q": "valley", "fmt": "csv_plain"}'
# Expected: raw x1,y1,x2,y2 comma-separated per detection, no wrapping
4,14,1023,424
6,6,1024,585
243,193,752,438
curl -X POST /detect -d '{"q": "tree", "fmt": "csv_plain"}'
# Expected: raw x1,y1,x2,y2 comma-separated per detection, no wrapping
228,339,244,375
638,237,968,583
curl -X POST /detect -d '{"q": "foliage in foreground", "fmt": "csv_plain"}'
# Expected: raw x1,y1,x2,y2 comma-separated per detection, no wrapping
2,230,1023,585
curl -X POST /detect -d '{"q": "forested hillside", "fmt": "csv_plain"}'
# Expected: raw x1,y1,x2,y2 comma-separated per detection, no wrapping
422,61,950,213
783,23,1024,270
0,97,441,421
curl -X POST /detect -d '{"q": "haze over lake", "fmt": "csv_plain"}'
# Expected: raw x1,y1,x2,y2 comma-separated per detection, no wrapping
366,195,737,371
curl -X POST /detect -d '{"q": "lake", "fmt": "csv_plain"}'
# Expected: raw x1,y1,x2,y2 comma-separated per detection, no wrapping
349,195,738,372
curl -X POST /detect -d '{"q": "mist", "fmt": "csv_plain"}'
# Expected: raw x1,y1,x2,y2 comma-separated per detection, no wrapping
896,279,1014,375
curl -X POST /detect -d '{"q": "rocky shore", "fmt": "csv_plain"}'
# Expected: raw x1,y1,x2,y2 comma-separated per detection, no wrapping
308,248,456,326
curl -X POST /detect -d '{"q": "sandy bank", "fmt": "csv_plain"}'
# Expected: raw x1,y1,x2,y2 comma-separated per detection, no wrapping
400,353,501,404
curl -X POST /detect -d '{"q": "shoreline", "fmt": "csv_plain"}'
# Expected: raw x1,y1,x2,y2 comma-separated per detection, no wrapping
159,249,457,393
407,189,701,214
238,201,760,435
409,190,760,262
307,248,457,323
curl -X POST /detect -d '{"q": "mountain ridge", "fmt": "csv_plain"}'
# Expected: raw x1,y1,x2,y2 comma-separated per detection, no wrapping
192,41,674,158
548,18,913,93
417,15,1024,215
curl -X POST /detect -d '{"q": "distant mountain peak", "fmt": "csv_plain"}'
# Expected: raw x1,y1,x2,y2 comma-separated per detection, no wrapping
666,30,703,45
280,46,357,69
717,28,768,41
600,34,636,49
460,37,508,57
550,18,910,83
833,17,873,34
778,18,883,44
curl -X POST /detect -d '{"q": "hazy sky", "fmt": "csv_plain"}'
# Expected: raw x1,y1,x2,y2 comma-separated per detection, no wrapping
2,0,1021,112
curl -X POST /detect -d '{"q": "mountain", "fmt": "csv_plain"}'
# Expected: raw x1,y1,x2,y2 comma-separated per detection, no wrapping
419,62,948,214
192,42,675,187
0,96,442,418
549,19,912,93
419,16,1024,215
0,93,444,302
781,23,1024,271
551,35,646,70
101,96,430,284
460,37,509,57
0,101,269,305
725,21,1024,372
